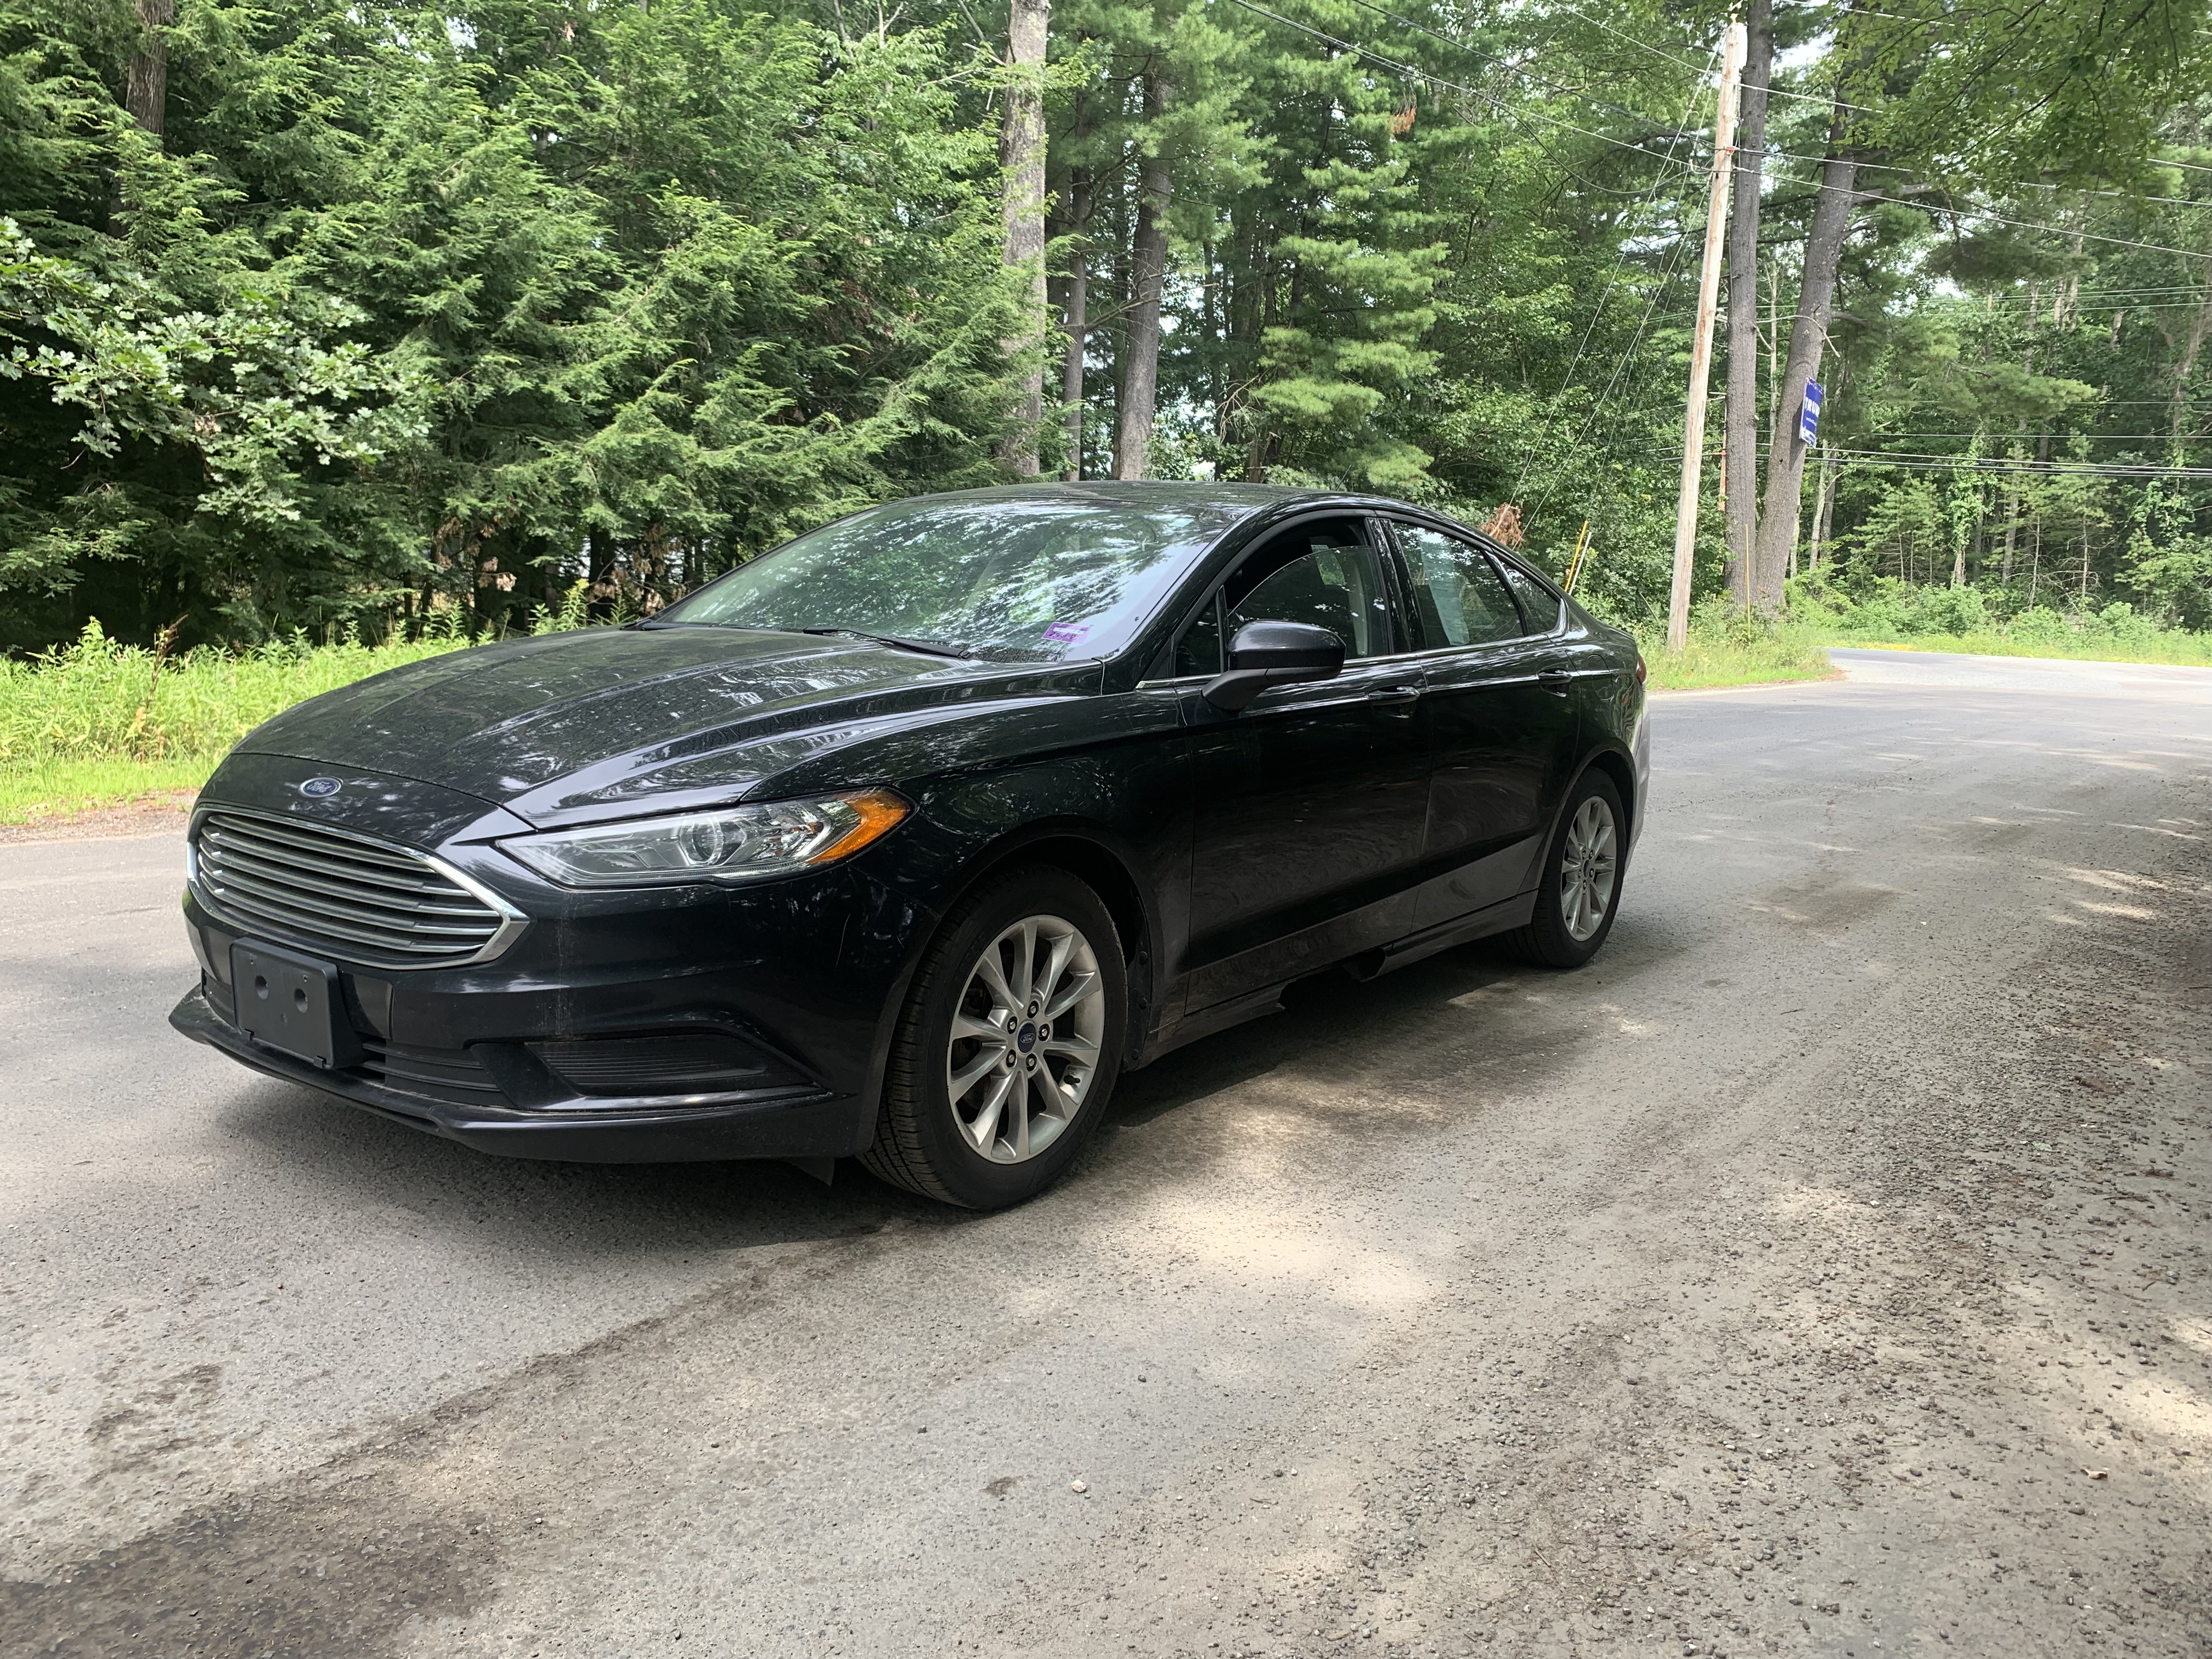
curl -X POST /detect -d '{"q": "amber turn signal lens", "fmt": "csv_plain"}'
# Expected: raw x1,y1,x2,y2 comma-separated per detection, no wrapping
808,788,911,865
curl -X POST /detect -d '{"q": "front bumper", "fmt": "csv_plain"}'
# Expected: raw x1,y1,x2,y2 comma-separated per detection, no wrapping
171,985,863,1161
170,751,980,1162
173,832,926,1164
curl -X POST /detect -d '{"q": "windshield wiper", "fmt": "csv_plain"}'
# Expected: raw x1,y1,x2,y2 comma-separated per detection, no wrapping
794,627,975,661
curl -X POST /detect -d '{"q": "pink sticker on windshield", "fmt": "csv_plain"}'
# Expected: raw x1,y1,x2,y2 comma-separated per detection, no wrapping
1044,622,1089,644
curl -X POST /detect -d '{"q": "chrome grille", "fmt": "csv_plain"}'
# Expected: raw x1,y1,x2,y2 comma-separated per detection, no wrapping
193,810,520,969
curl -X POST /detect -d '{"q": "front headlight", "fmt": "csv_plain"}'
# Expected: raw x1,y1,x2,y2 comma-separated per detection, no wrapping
500,788,910,889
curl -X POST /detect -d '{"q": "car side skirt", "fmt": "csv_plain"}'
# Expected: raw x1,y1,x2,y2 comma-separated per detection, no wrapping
1135,888,1538,1065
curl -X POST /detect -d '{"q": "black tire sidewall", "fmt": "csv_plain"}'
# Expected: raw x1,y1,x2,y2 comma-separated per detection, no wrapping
1527,769,1627,968
894,868,1127,1209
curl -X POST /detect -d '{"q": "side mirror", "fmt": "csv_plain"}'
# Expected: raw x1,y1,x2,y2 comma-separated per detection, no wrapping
1201,620,1346,713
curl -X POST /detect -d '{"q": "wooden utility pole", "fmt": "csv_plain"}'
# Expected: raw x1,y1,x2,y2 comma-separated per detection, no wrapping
1723,0,1771,607
1666,20,1747,654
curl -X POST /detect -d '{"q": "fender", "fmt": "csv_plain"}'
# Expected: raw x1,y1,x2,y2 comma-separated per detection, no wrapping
850,794,1176,1149
1520,742,1641,898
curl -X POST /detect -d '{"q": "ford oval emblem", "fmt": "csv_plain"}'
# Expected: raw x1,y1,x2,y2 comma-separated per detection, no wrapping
298,776,342,798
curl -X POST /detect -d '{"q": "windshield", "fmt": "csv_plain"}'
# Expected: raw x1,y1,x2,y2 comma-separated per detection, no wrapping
656,493,1248,662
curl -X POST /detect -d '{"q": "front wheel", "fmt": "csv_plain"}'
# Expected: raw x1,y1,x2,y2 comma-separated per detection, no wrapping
860,866,1126,1209
1504,770,1627,969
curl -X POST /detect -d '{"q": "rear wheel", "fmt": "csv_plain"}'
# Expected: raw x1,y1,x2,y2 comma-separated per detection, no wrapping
861,867,1125,1209
1504,770,1626,969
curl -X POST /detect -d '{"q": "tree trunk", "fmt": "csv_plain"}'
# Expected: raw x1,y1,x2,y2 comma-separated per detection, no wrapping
1724,0,1771,608
1109,179,1132,479
1243,229,1280,481
996,0,1051,476
126,0,173,136
1753,107,1855,589
1115,70,1170,481
1061,166,1092,482
2167,276,2212,446
2000,482,2017,585
1808,445,1837,566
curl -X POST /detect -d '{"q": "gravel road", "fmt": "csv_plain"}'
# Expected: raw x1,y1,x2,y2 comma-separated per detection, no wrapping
4,650,2208,1659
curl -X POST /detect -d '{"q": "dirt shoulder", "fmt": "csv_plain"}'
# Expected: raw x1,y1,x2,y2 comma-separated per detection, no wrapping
0,792,194,845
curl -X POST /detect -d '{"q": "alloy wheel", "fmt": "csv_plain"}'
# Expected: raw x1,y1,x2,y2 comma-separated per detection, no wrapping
945,913,1105,1163
1559,795,1619,942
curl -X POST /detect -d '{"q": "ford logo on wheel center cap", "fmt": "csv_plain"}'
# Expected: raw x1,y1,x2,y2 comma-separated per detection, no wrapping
298,777,342,798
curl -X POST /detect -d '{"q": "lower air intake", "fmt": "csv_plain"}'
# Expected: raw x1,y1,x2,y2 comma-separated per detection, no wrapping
529,1032,808,1098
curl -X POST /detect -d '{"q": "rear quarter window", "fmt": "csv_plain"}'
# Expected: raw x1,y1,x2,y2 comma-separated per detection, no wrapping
1500,563,1564,634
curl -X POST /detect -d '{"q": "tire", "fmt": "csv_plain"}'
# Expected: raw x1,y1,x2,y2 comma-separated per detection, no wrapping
860,866,1127,1209
1503,769,1627,969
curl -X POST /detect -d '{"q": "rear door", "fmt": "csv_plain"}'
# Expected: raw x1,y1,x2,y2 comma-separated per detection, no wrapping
1385,520,1582,930
1178,516,1430,1010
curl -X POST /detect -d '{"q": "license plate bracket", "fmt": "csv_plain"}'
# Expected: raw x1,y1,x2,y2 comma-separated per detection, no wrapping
230,941,358,1070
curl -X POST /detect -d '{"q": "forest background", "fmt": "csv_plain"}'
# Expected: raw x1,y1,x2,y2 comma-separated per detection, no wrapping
3,0,2211,675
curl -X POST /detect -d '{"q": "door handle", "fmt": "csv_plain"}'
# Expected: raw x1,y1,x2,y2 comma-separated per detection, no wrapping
1367,685,1422,706
1537,669,1572,693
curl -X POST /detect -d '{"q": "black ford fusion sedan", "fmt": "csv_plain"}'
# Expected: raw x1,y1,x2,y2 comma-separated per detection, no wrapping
172,483,1647,1207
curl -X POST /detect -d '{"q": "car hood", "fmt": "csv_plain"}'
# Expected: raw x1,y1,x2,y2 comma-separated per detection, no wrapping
235,627,1094,828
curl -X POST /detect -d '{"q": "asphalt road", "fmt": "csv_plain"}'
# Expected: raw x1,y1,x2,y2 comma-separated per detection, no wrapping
4,650,2209,1659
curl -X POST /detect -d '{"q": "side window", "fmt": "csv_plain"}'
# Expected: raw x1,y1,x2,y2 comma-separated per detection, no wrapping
1223,523,1391,661
1395,524,1524,648
1501,563,1564,634
1173,592,1223,677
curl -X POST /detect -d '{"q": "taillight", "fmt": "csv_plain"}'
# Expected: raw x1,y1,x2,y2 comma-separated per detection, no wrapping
1634,656,1647,686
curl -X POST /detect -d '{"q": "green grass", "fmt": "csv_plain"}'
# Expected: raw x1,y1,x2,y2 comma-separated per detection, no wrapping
1633,613,1837,692
1,622,473,826
1788,580,2212,668
1634,593,2212,690
1812,628,2212,667
6,598,2200,827
0,757,215,824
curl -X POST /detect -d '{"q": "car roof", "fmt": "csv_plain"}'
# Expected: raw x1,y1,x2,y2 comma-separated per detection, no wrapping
900,480,1374,515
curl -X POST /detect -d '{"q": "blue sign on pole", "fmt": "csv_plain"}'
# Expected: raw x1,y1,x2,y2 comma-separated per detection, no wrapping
1800,380,1824,445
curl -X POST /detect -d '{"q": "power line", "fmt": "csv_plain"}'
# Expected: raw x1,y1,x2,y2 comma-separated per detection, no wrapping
1544,0,1872,111
1506,45,1720,507
1745,148,2212,261
1796,180,2212,264
1211,2,2212,489
1853,433,2208,441
1522,213,1707,522
1621,447,2212,477
1487,2,2212,207
1234,0,2212,265
1880,199,2212,265
1218,0,1705,172
1822,449,2212,477
1927,298,2212,312
1334,0,1705,136
1526,10,2212,213
1962,287,2210,301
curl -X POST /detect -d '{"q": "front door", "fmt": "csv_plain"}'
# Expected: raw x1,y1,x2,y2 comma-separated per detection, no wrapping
1386,520,1582,929
1181,518,1430,1011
